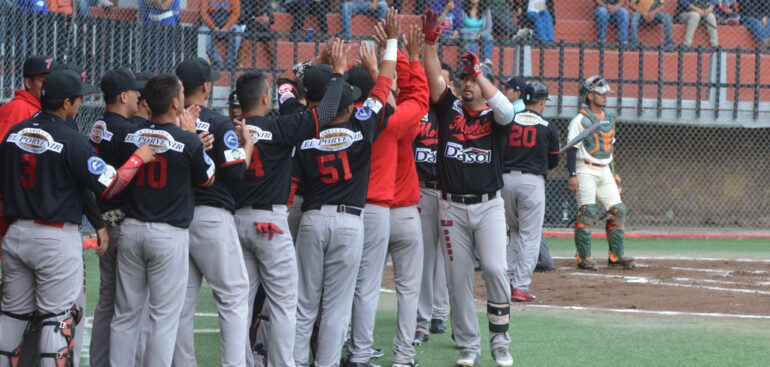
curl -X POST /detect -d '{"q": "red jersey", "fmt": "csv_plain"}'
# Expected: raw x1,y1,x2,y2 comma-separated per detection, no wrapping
0,90,41,140
366,52,430,207
392,59,430,208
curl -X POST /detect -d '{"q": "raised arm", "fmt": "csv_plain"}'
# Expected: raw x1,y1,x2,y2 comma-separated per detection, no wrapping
420,9,448,102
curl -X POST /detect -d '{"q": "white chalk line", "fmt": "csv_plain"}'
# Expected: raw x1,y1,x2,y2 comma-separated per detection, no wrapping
672,277,770,287
670,266,732,276
569,272,770,295
553,256,770,263
526,304,770,320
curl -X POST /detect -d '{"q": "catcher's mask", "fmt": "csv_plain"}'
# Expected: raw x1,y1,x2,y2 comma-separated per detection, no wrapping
579,75,612,105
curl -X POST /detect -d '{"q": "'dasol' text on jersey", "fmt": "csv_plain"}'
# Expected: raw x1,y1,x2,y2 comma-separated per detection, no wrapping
119,120,215,228
193,105,247,211
503,109,560,176
89,111,139,213
413,110,439,183
433,88,508,195
0,113,122,224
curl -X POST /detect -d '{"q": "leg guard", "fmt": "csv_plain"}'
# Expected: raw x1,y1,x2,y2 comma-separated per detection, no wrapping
574,204,597,262
605,203,627,260
487,302,510,334
39,305,82,367
0,311,36,367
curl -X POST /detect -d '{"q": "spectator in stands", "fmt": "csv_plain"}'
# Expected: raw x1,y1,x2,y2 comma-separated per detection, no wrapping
461,0,495,66
139,0,181,71
514,0,555,42
594,0,629,44
430,0,462,39
17,0,50,12
488,0,518,39
628,0,675,50
341,0,388,36
713,0,739,24
45,0,73,14
199,0,241,69
0,55,53,139
740,0,770,47
236,0,275,67
676,0,719,47
286,0,329,37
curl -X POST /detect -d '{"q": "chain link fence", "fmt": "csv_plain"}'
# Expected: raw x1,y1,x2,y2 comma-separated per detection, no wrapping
1,0,769,230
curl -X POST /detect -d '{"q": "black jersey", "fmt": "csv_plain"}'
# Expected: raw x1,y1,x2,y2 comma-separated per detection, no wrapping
230,110,320,208
433,88,508,195
89,111,138,212
413,110,439,183
0,113,121,224
192,105,247,211
502,110,560,176
120,120,215,228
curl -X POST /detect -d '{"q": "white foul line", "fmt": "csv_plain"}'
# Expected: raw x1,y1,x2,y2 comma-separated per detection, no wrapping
569,272,770,295
670,267,732,276
553,256,770,263
526,304,770,320
671,277,770,287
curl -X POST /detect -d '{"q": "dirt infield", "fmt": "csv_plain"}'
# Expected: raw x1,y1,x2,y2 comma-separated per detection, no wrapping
382,257,770,316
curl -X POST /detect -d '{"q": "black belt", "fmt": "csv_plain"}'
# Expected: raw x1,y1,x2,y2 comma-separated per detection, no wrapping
420,181,439,190
337,204,363,216
441,191,498,205
251,204,274,210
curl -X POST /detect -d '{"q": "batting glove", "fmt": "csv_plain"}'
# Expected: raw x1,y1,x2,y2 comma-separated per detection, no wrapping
254,221,284,240
421,9,442,45
461,52,482,78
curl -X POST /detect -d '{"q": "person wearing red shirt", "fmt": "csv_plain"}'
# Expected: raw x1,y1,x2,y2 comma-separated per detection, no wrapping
0,55,54,139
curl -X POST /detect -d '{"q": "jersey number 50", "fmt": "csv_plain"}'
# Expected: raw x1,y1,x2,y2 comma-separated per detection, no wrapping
317,151,352,184
509,125,536,148
136,156,168,189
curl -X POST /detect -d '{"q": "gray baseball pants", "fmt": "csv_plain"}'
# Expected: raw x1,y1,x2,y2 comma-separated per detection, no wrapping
235,205,298,367
348,204,390,363
502,171,546,292
109,218,189,367
90,225,122,367
294,205,364,367
438,195,511,354
416,187,449,334
387,206,423,363
0,221,83,367
288,195,303,242
174,206,250,367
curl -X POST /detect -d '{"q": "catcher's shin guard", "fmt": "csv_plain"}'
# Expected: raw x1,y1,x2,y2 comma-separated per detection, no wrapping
39,304,82,367
605,203,626,259
487,302,510,334
574,204,597,261
0,311,37,367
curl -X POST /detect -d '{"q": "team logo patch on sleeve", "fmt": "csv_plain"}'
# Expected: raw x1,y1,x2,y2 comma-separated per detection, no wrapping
363,98,383,113
354,107,372,121
88,157,107,174
224,130,239,149
204,150,216,178
278,83,296,104
89,120,113,144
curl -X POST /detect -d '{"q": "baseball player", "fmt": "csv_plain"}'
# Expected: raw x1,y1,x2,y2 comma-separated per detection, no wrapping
88,68,147,367
0,69,154,367
567,75,634,270
229,90,242,121
0,55,53,139
230,37,346,366
108,73,216,367
384,26,431,367
292,22,398,366
501,81,560,302
172,57,253,367
422,9,515,366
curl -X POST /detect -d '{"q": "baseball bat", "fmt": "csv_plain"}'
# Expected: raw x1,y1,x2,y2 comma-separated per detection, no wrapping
559,121,603,153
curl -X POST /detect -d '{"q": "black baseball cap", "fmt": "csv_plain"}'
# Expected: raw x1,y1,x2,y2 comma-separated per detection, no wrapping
101,69,146,100
228,90,240,106
303,64,345,102
523,81,550,104
345,66,373,104
41,70,99,100
175,57,221,91
23,55,55,77
504,76,527,92
339,82,362,113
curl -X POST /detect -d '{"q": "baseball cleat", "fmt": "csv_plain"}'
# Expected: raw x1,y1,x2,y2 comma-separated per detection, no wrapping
430,318,447,334
576,257,598,270
491,346,514,367
455,351,480,366
512,289,537,302
608,256,636,269
413,331,429,346
371,347,384,359
392,359,419,367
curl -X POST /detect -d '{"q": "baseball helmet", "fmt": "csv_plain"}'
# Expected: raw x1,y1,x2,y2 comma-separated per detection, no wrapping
523,81,550,104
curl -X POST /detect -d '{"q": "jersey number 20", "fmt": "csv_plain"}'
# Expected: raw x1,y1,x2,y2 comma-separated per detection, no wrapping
317,151,352,184
510,125,536,148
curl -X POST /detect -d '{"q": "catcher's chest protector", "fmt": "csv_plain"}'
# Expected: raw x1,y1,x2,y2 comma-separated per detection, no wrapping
579,108,615,159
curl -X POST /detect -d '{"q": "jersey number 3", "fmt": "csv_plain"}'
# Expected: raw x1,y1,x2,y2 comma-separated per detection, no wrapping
317,151,352,184
510,125,536,148
136,156,168,189
19,154,37,188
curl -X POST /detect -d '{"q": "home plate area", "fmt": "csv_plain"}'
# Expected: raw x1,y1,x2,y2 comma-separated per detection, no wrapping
381,256,770,318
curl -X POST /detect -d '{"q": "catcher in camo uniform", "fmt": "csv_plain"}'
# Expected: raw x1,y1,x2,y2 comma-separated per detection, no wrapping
566,75,635,270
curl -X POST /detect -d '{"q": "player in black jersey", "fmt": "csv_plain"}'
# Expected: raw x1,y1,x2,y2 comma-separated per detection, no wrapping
501,82,560,303
0,69,155,367
421,8,516,366
108,74,216,367
172,57,255,367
